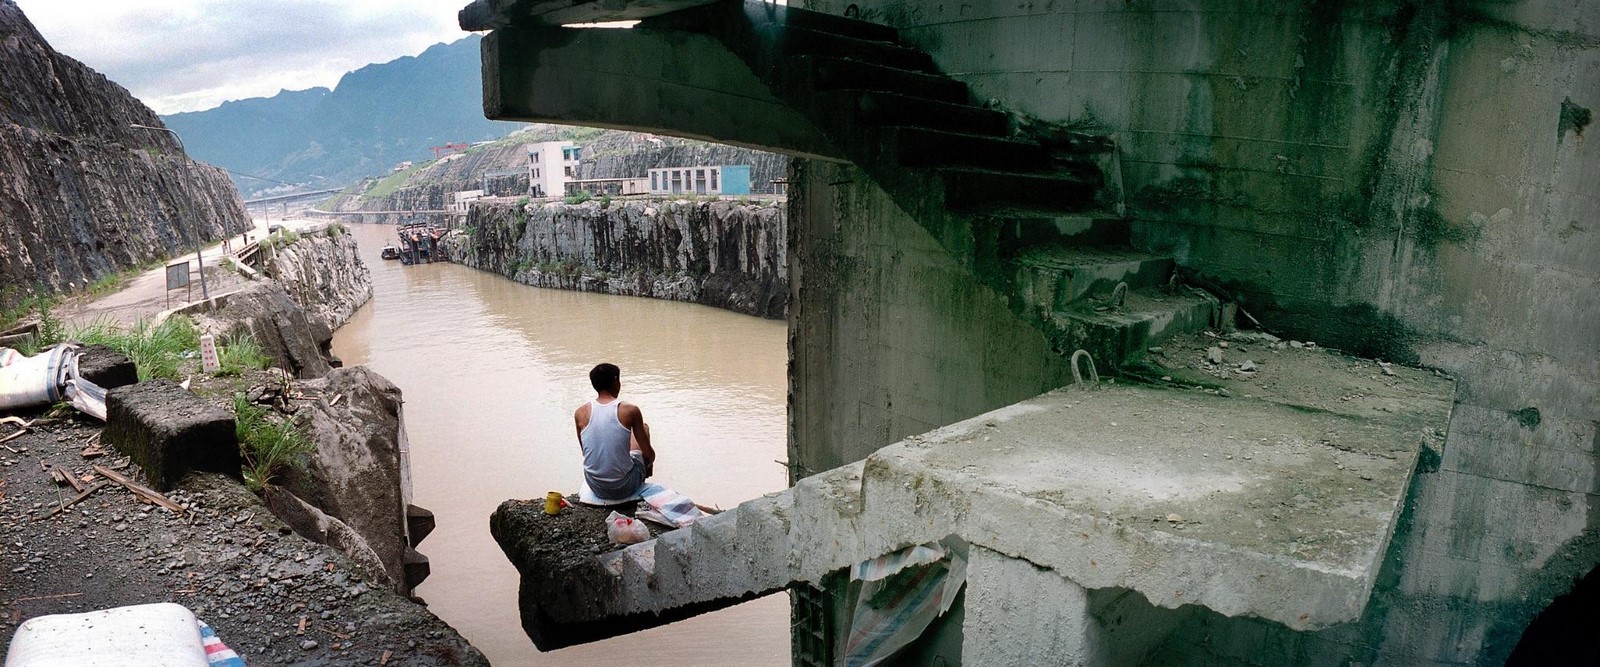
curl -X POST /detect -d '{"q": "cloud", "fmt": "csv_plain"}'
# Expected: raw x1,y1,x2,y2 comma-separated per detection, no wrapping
14,0,470,113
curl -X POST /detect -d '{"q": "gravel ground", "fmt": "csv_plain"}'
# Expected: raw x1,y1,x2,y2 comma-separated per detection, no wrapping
0,407,487,666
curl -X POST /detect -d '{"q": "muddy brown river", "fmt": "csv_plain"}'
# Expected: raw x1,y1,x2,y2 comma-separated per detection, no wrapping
331,223,790,665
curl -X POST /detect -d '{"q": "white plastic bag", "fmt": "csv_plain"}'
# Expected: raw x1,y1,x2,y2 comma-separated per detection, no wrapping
606,511,650,545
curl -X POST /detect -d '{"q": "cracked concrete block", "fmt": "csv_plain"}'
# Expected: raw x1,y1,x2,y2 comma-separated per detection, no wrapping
688,511,742,592
647,530,696,609
733,493,794,593
104,380,239,491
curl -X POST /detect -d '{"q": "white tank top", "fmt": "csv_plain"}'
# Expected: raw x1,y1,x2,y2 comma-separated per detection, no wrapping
581,399,634,483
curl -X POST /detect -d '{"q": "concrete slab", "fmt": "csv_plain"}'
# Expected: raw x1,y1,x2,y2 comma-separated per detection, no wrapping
855,350,1453,630
491,343,1452,646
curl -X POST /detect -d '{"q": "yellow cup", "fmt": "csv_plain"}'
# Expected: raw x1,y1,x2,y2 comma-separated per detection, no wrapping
544,491,563,515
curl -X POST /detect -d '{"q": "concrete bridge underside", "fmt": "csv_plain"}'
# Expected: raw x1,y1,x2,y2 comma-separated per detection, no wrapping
481,25,844,161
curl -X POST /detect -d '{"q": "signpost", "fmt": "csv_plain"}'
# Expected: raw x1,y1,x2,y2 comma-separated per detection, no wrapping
164,261,191,308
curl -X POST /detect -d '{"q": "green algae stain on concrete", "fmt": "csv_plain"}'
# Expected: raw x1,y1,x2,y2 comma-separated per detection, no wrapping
1558,97,1592,141
1511,406,1542,430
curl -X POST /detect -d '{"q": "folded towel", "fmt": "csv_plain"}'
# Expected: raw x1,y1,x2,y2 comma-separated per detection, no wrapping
577,478,644,506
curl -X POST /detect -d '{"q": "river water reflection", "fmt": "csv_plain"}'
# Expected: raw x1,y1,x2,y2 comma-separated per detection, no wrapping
331,223,790,665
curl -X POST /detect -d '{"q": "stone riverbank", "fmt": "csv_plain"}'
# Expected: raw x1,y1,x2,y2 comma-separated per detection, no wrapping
1,229,486,664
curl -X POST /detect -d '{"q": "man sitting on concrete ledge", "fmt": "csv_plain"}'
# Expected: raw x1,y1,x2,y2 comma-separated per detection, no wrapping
574,363,655,505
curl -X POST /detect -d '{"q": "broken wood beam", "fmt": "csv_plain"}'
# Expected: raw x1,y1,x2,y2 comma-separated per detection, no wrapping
41,482,108,520
92,465,184,514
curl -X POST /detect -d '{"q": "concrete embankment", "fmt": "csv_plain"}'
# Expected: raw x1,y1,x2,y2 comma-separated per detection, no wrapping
443,198,787,318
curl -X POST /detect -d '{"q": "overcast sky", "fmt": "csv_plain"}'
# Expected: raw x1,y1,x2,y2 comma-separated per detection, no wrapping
16,0,471,115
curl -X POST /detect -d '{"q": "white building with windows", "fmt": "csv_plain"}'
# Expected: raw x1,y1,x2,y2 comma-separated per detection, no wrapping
448,189,485,215
647,165,751,196
527,141,581,198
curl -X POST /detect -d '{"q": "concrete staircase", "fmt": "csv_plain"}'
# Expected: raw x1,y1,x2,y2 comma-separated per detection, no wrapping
643,2,1210,366
494,337,1456,651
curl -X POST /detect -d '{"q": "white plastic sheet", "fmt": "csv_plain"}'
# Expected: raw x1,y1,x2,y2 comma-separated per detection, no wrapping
842,543,968,667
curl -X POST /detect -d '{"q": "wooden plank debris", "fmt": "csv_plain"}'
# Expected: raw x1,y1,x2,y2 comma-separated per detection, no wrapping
5,592,83,604
92,465,183,514
49,466,85,493
41,482,108,520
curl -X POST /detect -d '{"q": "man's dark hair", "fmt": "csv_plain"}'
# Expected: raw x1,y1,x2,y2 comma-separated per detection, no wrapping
590,363,621,393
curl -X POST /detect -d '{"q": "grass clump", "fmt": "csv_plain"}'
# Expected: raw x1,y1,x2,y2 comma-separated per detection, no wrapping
69,316,200,381
327,221,346,238
564,190,593,205
216,334,272,377
234,392,313,492
262,228,300,251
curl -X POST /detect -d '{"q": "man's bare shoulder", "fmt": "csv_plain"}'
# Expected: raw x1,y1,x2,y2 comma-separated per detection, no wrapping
574,402,590,421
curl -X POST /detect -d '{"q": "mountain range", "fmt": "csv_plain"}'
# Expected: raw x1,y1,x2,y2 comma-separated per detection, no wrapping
162,35,520,199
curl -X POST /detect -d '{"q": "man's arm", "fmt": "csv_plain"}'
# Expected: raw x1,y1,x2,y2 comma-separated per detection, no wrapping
573,404,588,452
619,403,655,466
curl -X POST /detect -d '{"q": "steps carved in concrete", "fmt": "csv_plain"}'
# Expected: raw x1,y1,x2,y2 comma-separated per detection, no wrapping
802,56,968,103
1016,246,1176,311
490,338,1455,649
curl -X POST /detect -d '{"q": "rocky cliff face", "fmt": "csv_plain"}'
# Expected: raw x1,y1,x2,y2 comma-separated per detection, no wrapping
444,198,787,318
265,228,373,333
0,1,252,309
176,227,372,378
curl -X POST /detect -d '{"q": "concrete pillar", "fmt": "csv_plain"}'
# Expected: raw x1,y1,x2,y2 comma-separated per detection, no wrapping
962,546,1098,665
961,547,1187,666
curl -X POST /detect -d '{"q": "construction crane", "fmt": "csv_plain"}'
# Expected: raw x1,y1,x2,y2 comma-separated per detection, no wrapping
430,142,469,158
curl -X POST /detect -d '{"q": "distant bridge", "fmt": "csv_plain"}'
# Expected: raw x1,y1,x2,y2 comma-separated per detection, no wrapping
307,208,448,215
244,188,342,206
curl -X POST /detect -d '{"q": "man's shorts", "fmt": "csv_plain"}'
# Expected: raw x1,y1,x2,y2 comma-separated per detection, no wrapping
589,451,647,501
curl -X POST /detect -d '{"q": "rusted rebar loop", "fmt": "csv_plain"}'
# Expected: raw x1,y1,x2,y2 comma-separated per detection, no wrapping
1070,349,1099,389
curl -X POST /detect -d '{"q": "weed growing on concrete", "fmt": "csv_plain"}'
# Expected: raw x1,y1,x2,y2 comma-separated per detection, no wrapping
68,316,200,381
216,334,272,377
599,194,612,209
233,392,312,492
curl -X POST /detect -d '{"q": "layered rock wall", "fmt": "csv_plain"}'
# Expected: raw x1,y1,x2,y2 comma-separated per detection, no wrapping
264,227,373,333
279,366,417,596
444,198,787,318
0,1,251,309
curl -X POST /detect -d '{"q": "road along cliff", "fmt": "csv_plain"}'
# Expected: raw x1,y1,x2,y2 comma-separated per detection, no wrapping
0,0,251,309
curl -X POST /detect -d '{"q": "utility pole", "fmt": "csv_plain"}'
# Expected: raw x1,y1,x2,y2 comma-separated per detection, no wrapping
130,123,209,299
